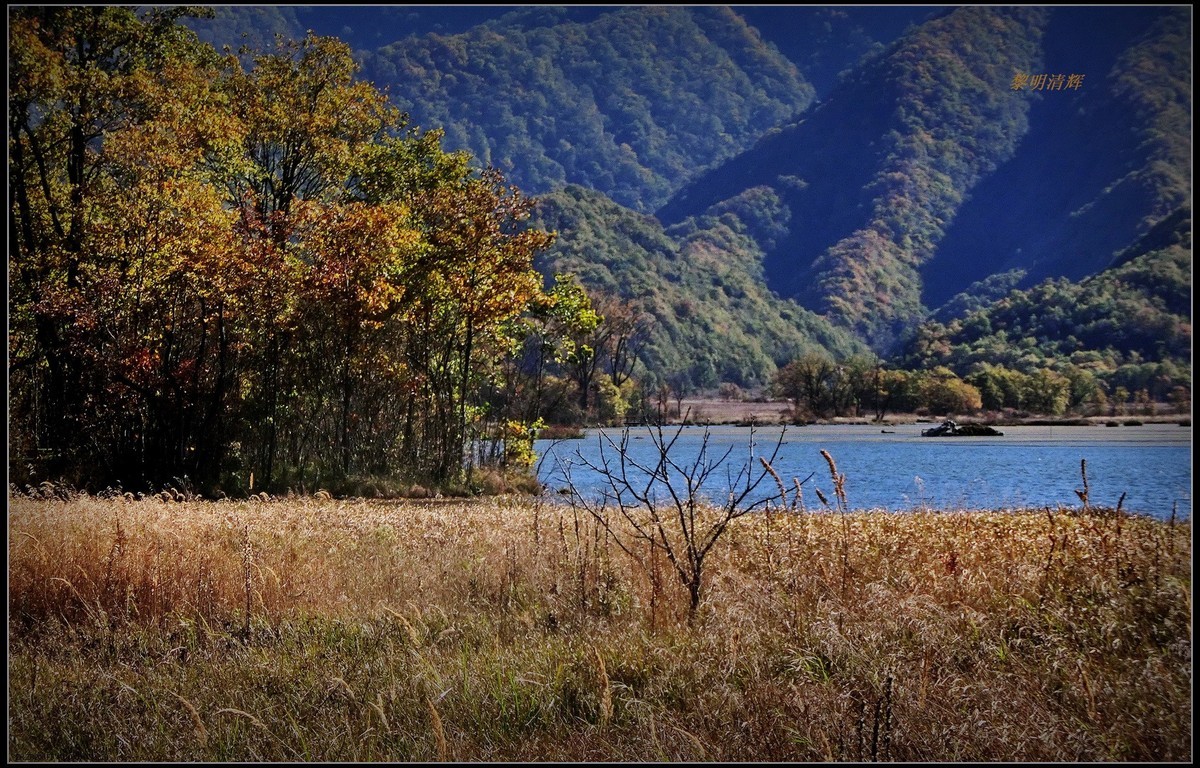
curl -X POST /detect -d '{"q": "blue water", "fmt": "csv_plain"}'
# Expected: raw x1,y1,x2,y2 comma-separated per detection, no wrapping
536,423,1192,521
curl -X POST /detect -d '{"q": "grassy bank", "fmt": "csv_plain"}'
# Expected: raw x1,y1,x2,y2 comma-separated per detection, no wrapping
8,493,1191,761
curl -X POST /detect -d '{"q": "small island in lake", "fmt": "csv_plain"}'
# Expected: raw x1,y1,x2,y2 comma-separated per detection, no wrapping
921,419,1004,437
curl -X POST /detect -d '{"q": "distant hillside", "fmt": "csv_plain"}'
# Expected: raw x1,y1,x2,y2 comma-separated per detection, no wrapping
181,5,1190,391
659,6,1051,351
924,6,1191,304
187,5,933,210
900,206,1192,398
737,6,948,96
531,186,864,388
354,5,815,212
183,6,528,55
658,6,1189,358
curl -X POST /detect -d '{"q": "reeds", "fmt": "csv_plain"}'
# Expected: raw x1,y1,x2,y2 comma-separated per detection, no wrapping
8,491,1192,762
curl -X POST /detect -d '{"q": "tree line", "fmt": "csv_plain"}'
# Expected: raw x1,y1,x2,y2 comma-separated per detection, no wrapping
7,7,634,497
770,352,1188,423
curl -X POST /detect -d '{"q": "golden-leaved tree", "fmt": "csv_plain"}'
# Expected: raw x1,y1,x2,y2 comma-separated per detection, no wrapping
9,7,556,494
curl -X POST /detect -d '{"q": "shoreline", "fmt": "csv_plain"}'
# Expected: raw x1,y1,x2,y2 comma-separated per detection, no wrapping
580,397,1193,429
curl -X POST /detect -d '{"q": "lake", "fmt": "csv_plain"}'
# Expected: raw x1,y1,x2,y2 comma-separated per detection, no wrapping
535,423,1192,521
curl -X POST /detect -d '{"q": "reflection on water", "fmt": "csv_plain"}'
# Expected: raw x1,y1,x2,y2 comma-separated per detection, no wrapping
536,423,1192,521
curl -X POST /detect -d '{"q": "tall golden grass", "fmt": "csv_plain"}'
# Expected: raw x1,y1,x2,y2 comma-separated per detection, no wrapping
8,490,1191,761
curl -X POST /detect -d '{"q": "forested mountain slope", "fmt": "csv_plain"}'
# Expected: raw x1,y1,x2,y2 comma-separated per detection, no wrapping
184,5,1191,390
531,186,865,388
660,6,1189,355
187,6,938,211
658,6,1051,350
901,206,1192,401
354,5,815,212
922,6,1191,306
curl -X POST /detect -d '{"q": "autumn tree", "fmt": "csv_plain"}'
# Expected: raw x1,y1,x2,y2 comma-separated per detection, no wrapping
861,364,913,422
1021,368,1071,416
595,295,650,390
772,352,838,420
258,162,549,487
402,167,554,480
497,273,601,426
217,33,555,487
967,363,1028,411
9,6,245,489
212,32,408,487
9,11,557,494
917,367,984,416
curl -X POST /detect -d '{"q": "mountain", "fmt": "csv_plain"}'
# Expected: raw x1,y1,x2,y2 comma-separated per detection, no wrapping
186,6,935,213
659,6,1050,349
184,6,526,53
659,5,1190,355
924,6,1191,301
351,5,816,213
182,6,1191,391
531,185,865,388
900,206,1192,399
736,6,949,96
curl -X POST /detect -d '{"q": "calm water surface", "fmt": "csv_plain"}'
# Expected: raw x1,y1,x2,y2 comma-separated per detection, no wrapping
536,423,1192,521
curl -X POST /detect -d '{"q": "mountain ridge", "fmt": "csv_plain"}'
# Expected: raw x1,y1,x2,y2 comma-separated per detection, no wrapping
182,5,1192,391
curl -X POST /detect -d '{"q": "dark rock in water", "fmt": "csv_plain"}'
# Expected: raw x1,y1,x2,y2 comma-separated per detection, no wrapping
921,419,1004,437
954,423,1005,436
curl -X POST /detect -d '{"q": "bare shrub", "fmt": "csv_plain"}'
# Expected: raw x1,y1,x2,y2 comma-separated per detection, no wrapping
560,423,796,622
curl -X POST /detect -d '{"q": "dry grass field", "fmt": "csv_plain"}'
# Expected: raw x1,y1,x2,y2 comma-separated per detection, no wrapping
8,490,1192,762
